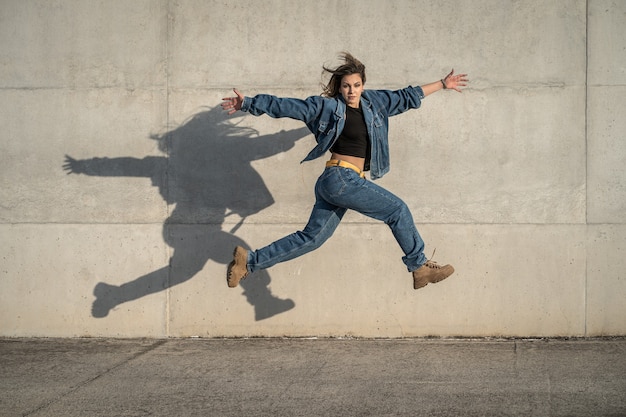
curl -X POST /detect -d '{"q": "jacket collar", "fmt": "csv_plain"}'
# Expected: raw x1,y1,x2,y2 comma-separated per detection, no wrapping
336,94,371,116
335,96,346,117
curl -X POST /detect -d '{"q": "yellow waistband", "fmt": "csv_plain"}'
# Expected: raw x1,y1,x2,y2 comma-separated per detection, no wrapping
326,159,366,179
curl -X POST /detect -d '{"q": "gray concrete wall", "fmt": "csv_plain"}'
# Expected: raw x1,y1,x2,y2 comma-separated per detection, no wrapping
1,0,624,338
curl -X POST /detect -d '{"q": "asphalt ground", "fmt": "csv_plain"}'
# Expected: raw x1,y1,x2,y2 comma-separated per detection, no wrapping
1,337,625,417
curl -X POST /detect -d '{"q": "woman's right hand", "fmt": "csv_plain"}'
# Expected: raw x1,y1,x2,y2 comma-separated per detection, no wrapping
221,88,244,115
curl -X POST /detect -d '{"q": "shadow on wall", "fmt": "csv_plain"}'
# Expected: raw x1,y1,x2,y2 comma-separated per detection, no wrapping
63,106,310,321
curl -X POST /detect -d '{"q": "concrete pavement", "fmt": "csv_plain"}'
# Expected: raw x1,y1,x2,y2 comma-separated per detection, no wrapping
1,338,625,417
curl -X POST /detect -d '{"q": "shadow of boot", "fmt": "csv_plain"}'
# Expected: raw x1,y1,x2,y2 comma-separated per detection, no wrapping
92,282,122,318
240,270,295,321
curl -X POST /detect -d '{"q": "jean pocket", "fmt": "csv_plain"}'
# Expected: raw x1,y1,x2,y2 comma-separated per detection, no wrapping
317,168,347,199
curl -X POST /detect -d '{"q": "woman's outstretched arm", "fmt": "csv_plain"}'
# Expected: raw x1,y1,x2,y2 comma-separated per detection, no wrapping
421,69,468,96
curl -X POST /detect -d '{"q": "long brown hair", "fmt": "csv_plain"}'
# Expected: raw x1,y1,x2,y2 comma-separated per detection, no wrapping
321,52,366,98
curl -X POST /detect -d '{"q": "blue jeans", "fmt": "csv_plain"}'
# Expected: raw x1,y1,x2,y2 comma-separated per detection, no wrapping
248,165,427,273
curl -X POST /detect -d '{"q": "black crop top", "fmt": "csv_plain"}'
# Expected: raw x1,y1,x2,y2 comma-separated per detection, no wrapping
330,105,371,170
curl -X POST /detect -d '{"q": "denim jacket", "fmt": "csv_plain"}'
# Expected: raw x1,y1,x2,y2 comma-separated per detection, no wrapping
241,85,425,180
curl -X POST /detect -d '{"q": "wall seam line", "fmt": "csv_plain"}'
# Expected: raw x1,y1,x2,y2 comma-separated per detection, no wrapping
584,0,590,337
165,0,172,339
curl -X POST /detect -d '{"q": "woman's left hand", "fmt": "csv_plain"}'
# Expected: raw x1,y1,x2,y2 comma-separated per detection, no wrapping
442,69,469,93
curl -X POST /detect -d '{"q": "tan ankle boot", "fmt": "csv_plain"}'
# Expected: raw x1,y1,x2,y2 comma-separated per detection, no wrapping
227,246,249,288
412,260,454,289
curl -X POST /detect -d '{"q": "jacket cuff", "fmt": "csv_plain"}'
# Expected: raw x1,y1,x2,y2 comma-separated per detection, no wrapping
414,85,425,99
240,96,250,112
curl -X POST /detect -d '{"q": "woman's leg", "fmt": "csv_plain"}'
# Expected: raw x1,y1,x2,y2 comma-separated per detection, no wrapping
317,166,427,272
247,175,347,273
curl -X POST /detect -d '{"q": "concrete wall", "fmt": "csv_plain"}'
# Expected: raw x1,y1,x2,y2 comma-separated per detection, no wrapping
1,0,624,338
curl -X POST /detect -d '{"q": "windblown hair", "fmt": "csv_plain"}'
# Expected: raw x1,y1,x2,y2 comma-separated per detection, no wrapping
321,52,366,98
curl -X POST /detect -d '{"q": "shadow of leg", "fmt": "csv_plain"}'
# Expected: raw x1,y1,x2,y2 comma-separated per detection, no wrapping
168,224,298,321
91,226,297,320
92,266,169,318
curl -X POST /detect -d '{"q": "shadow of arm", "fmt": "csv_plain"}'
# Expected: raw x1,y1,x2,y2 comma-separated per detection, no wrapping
63,155,166,178
241,127,311,161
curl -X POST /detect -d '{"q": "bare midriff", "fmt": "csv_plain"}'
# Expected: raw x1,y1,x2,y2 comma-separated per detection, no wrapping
330,152,366,172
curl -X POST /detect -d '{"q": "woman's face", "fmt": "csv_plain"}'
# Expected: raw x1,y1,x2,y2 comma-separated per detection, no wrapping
340,73,364,108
